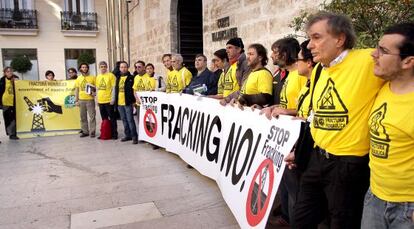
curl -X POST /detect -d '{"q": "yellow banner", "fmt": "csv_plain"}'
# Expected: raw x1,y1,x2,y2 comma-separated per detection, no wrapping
15,80,80,138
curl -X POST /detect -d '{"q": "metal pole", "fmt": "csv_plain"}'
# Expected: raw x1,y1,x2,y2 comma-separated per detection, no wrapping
117,0,124,61
105,0,113,69
126,1,131,65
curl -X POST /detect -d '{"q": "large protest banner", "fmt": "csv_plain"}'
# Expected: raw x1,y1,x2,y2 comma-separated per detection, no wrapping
15,80,80,138
138,92,301,229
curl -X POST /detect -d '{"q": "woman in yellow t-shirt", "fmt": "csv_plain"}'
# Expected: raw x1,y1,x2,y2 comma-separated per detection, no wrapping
0,67,19,140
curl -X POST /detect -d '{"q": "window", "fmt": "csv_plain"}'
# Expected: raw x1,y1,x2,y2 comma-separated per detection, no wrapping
64,0,94,13
0,0,33,10
64,49,96,78
2,48,39,80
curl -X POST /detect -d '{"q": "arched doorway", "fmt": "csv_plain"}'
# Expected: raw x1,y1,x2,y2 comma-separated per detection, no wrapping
176,0,203,75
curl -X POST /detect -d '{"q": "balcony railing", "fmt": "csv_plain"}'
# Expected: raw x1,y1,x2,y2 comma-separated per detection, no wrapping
61,11,98,31
0,8,38,29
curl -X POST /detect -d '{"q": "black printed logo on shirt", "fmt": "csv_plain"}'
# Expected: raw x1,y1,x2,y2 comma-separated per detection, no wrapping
7,85,13,95
368,103,390,159
223,68,234,90
98,79,107,90
313,78,349,130
279,80,288,109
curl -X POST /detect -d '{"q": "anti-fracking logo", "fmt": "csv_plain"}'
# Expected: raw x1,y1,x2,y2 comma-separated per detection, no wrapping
246,159,275,226
313,78,349,130
24,97,63,133
143,108,157,138
279,80,288,109
223,68,235,90
369,103,390,159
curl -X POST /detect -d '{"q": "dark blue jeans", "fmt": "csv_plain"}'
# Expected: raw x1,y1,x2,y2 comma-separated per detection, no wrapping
118,105,137,140
362,189,414,229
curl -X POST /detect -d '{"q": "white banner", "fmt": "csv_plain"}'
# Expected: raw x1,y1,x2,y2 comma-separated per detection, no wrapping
138,92,301,229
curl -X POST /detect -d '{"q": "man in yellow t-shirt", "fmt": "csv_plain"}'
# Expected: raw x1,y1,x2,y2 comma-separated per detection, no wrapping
237,43,273,107
116,61,138,144
75,63,96,138
162,54,175,93
0,67,19,140
361,23,414,229
168,54,192,93
96,61,117,139
292,12,385,229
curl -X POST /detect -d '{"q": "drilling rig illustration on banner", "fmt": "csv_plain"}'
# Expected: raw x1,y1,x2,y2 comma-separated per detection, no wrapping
24,96,63,132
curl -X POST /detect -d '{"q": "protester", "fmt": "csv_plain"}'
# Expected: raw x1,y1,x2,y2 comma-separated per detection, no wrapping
162,54,175,93
0,67,19,140
361,22,414,229
263,40,317,227
183,54,217,95
235,43,273,107
115,61,138,144
220,37,250,104
75,63,96,138
209,48,229,99
167,54,192,93
45,70,55,81
95,61,118,140
146,63,166,92
67,67,78,80
292,11,384,229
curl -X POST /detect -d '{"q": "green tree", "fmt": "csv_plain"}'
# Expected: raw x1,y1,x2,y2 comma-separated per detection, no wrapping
77,51,95,67
10,55,32,79
290,0,414,48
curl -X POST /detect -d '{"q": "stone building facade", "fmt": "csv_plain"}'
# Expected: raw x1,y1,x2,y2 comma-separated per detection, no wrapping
121,0,325,75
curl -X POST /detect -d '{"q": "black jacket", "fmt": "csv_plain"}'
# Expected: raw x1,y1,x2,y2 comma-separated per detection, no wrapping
115,71,136,106
183,69,217,95
0,75,19,107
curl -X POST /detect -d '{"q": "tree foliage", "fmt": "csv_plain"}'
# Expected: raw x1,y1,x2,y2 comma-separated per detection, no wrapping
290,0,414,48
77,52,95,66
10,55,32,74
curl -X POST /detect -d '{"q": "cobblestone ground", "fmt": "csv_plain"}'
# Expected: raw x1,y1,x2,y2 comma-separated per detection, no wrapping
0,111,239,229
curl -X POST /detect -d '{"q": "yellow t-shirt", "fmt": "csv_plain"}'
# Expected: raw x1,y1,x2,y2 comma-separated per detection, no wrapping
2,78,14,106
168,67,192,93
75,75,96,100
96,72,116,104
165,69,175,93
280,70,307,109
296,81,311,119
118,76,127,106
219,62,239,97
142,74,156,91
133,74,146,92
240,68,273,95
310,49,385,156
368,82,414,202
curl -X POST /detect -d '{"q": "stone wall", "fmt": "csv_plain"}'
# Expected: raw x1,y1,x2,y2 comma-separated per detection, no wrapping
126,0,325,75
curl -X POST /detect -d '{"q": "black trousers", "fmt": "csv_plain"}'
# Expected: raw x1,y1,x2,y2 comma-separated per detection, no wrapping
293,148,369,229
98,103,118,138
2,106,16,136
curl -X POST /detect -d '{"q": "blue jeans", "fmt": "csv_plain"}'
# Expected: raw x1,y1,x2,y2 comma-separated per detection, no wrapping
362,189,414,229
118,105,137,139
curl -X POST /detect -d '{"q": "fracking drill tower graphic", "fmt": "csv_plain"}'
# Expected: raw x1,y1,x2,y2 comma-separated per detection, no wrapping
24,97,63,132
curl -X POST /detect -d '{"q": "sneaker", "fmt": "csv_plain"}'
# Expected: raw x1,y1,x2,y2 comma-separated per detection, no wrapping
121,137,132,142
9,135,19,140
80,133,89,138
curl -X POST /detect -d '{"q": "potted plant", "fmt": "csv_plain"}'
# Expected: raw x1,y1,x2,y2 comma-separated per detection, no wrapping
10,55,32,79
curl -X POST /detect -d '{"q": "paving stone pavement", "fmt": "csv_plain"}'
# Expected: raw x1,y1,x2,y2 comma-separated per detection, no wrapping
0,113,239,229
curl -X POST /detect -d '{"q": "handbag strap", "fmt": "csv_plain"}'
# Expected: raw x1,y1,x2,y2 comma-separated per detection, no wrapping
309,64,323,110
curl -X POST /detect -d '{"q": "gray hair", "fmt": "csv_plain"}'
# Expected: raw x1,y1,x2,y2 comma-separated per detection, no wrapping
306,11,356,50
172,53,183,64
98,61,108,66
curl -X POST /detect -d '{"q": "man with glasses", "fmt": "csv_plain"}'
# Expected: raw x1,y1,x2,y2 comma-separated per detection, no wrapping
96,61,117,139
67,68,78,80
292,12,384,229
361,22,414,229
